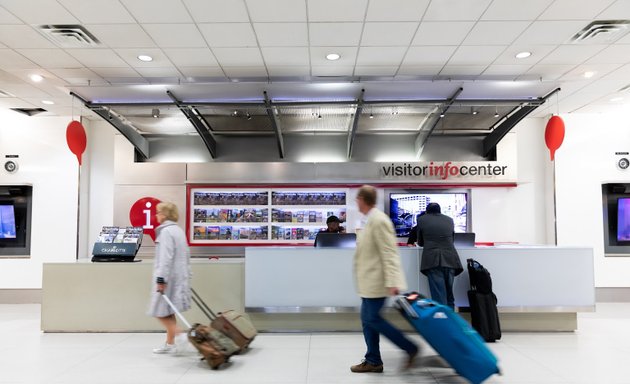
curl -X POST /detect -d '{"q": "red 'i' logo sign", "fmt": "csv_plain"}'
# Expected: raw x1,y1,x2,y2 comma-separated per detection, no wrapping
129,197,161,241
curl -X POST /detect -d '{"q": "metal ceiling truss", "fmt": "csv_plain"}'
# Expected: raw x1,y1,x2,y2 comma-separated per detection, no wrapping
167,90,217,158
414,87,464,159
347,89,365,159
482,88,561,157
70,91,150,159
263,91,285,159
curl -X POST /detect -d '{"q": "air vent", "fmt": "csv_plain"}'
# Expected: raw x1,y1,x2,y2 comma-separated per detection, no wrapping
38,25,100,48
571,20,630,44
11,108,47,116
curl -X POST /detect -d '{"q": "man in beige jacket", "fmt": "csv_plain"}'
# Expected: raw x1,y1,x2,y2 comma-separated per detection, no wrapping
351,185,419,373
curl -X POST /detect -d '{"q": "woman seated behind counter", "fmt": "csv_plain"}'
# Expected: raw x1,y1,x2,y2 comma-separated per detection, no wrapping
320,215,346,234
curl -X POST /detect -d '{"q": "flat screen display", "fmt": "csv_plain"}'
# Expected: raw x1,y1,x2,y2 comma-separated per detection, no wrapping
0,205,16,239
617,198,630,241
389,193,468,237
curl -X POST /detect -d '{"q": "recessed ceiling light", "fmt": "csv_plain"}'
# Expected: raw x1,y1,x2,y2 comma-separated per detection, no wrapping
610,97,624,102
137,55,153,62
41,100,54,105
515,51,531,59
29,74,43,82
326,53,340,61
583,71,596,78
472,110,478,115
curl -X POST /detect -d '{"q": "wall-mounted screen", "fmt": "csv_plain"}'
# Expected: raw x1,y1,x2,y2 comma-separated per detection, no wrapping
0,205,16,239
617,197,630,242
388,191,468,237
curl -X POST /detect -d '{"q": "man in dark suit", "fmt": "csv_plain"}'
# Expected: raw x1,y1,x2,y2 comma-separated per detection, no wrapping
417,203,463,309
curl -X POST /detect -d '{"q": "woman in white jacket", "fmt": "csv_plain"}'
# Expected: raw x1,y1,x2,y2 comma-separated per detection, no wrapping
147,202,191,354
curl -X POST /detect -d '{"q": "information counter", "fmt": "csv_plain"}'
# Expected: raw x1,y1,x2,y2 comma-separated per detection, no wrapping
41,246,594,332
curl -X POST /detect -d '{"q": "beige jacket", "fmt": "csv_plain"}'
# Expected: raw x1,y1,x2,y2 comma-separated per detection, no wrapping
353,208,407,298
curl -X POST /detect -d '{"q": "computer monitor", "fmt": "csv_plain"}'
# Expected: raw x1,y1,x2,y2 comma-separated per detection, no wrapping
314,233,356,248
453,232,475,248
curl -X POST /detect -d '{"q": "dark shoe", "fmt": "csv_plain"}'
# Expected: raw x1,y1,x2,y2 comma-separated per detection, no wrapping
350,360,384,373
402,348,419,371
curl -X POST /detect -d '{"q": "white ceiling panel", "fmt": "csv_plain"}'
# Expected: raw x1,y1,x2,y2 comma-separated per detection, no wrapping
91,67,140,78
116,48,175,68
0,0,79,24
0,98,36,108
85,24,156,49
402,46,457,66
412,22,475,46
58,0,136,23
447,46,507,66
253,23,308,47
212,48,265,66
223,66,268,77
482,64,532,76
600,63,630,82
16,49,83,68
423,0,492,21
134,67,182,77
309,47,358,65
539,0,615,20
481,0,553,20
356,47,407,66
120,0,193,23
307,0,368,22
141,24,206,48
462,21,530,46
246,0,307,22
0,83,56,98
514,21,588,45
597,0,630,19
66,49,130,68
267,66,311,76
0,6,21,23
309,23,363,46
184,0,250,22
539,45,606,65
493,45,557,65
311,65,354,76
164,48,218,67
365,0,429,21
522,64,575,80
0,25,56,48
198,23,257,48
354,66,398,76
559,64,622,81
361,22,418,46
0,49,37,69
397,65,443,76
584,45,630,64
261,47,309,66
178,67,225,78
47,68,104,81
439,66,487,76
0,69,22,84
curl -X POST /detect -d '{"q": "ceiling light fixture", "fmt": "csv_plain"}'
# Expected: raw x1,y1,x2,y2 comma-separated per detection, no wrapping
439,111,445,118
152,108,159,118
137,55,153,62
42,100,54,105
494,106,500,118
472,108,478,115
369,113,374,119
515,51,531,59
326,53,340,61
30,74,43,82
584,71,596,78
246,112,252,120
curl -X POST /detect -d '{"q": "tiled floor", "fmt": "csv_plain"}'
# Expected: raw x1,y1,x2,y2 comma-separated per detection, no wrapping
2,304,630,383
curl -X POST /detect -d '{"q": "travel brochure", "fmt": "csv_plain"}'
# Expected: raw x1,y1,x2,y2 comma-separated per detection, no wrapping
97,226,143,244
193,225,269,241
271,209,346,223
194,208,268,223
271,226,319,241
272,192,346,206
193,192,268,206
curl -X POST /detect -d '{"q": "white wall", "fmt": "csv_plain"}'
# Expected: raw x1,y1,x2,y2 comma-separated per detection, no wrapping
0,112,79,288
555,113,630,287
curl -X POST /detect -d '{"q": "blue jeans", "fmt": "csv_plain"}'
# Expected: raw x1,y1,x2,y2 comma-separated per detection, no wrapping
360,297,418,365
426,267,456,309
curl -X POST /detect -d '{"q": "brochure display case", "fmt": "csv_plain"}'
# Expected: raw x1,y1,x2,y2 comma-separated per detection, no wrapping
188,187,348,245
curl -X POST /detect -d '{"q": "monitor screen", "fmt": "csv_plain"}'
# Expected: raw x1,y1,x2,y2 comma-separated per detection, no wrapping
617,198,630,242
314,233,356,248
389,192,468,237
0,205,16,239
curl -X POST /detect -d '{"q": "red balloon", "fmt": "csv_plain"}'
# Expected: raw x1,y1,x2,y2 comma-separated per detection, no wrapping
66,120,87,165
129,197,162,241
545,115,565,161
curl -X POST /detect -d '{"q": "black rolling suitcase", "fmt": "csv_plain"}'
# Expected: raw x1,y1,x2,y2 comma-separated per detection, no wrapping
467,259,501,342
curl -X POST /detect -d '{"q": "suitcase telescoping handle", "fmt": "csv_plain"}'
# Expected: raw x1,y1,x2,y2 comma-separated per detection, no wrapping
191,288,218,321
396,296,419,319
161,293,192,329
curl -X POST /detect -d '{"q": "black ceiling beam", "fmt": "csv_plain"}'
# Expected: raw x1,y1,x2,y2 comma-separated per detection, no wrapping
347,89,365,159
263,91,285,159
70,92,150,159
482,87,561,157
414,87,463,159
167,90,217,158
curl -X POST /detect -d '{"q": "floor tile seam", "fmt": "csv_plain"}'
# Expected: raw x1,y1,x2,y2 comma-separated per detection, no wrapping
304,333,312,384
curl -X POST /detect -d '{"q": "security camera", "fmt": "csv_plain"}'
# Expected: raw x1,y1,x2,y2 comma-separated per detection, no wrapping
4,160,18,173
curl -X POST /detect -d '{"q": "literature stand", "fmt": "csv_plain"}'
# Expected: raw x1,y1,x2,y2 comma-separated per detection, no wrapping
91,226,144,262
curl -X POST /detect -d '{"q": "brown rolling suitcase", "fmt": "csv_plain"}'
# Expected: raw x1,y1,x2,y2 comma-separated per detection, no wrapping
191,288,257,350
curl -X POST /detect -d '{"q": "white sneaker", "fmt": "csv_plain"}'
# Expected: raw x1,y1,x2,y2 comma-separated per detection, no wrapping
152,343,176,354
